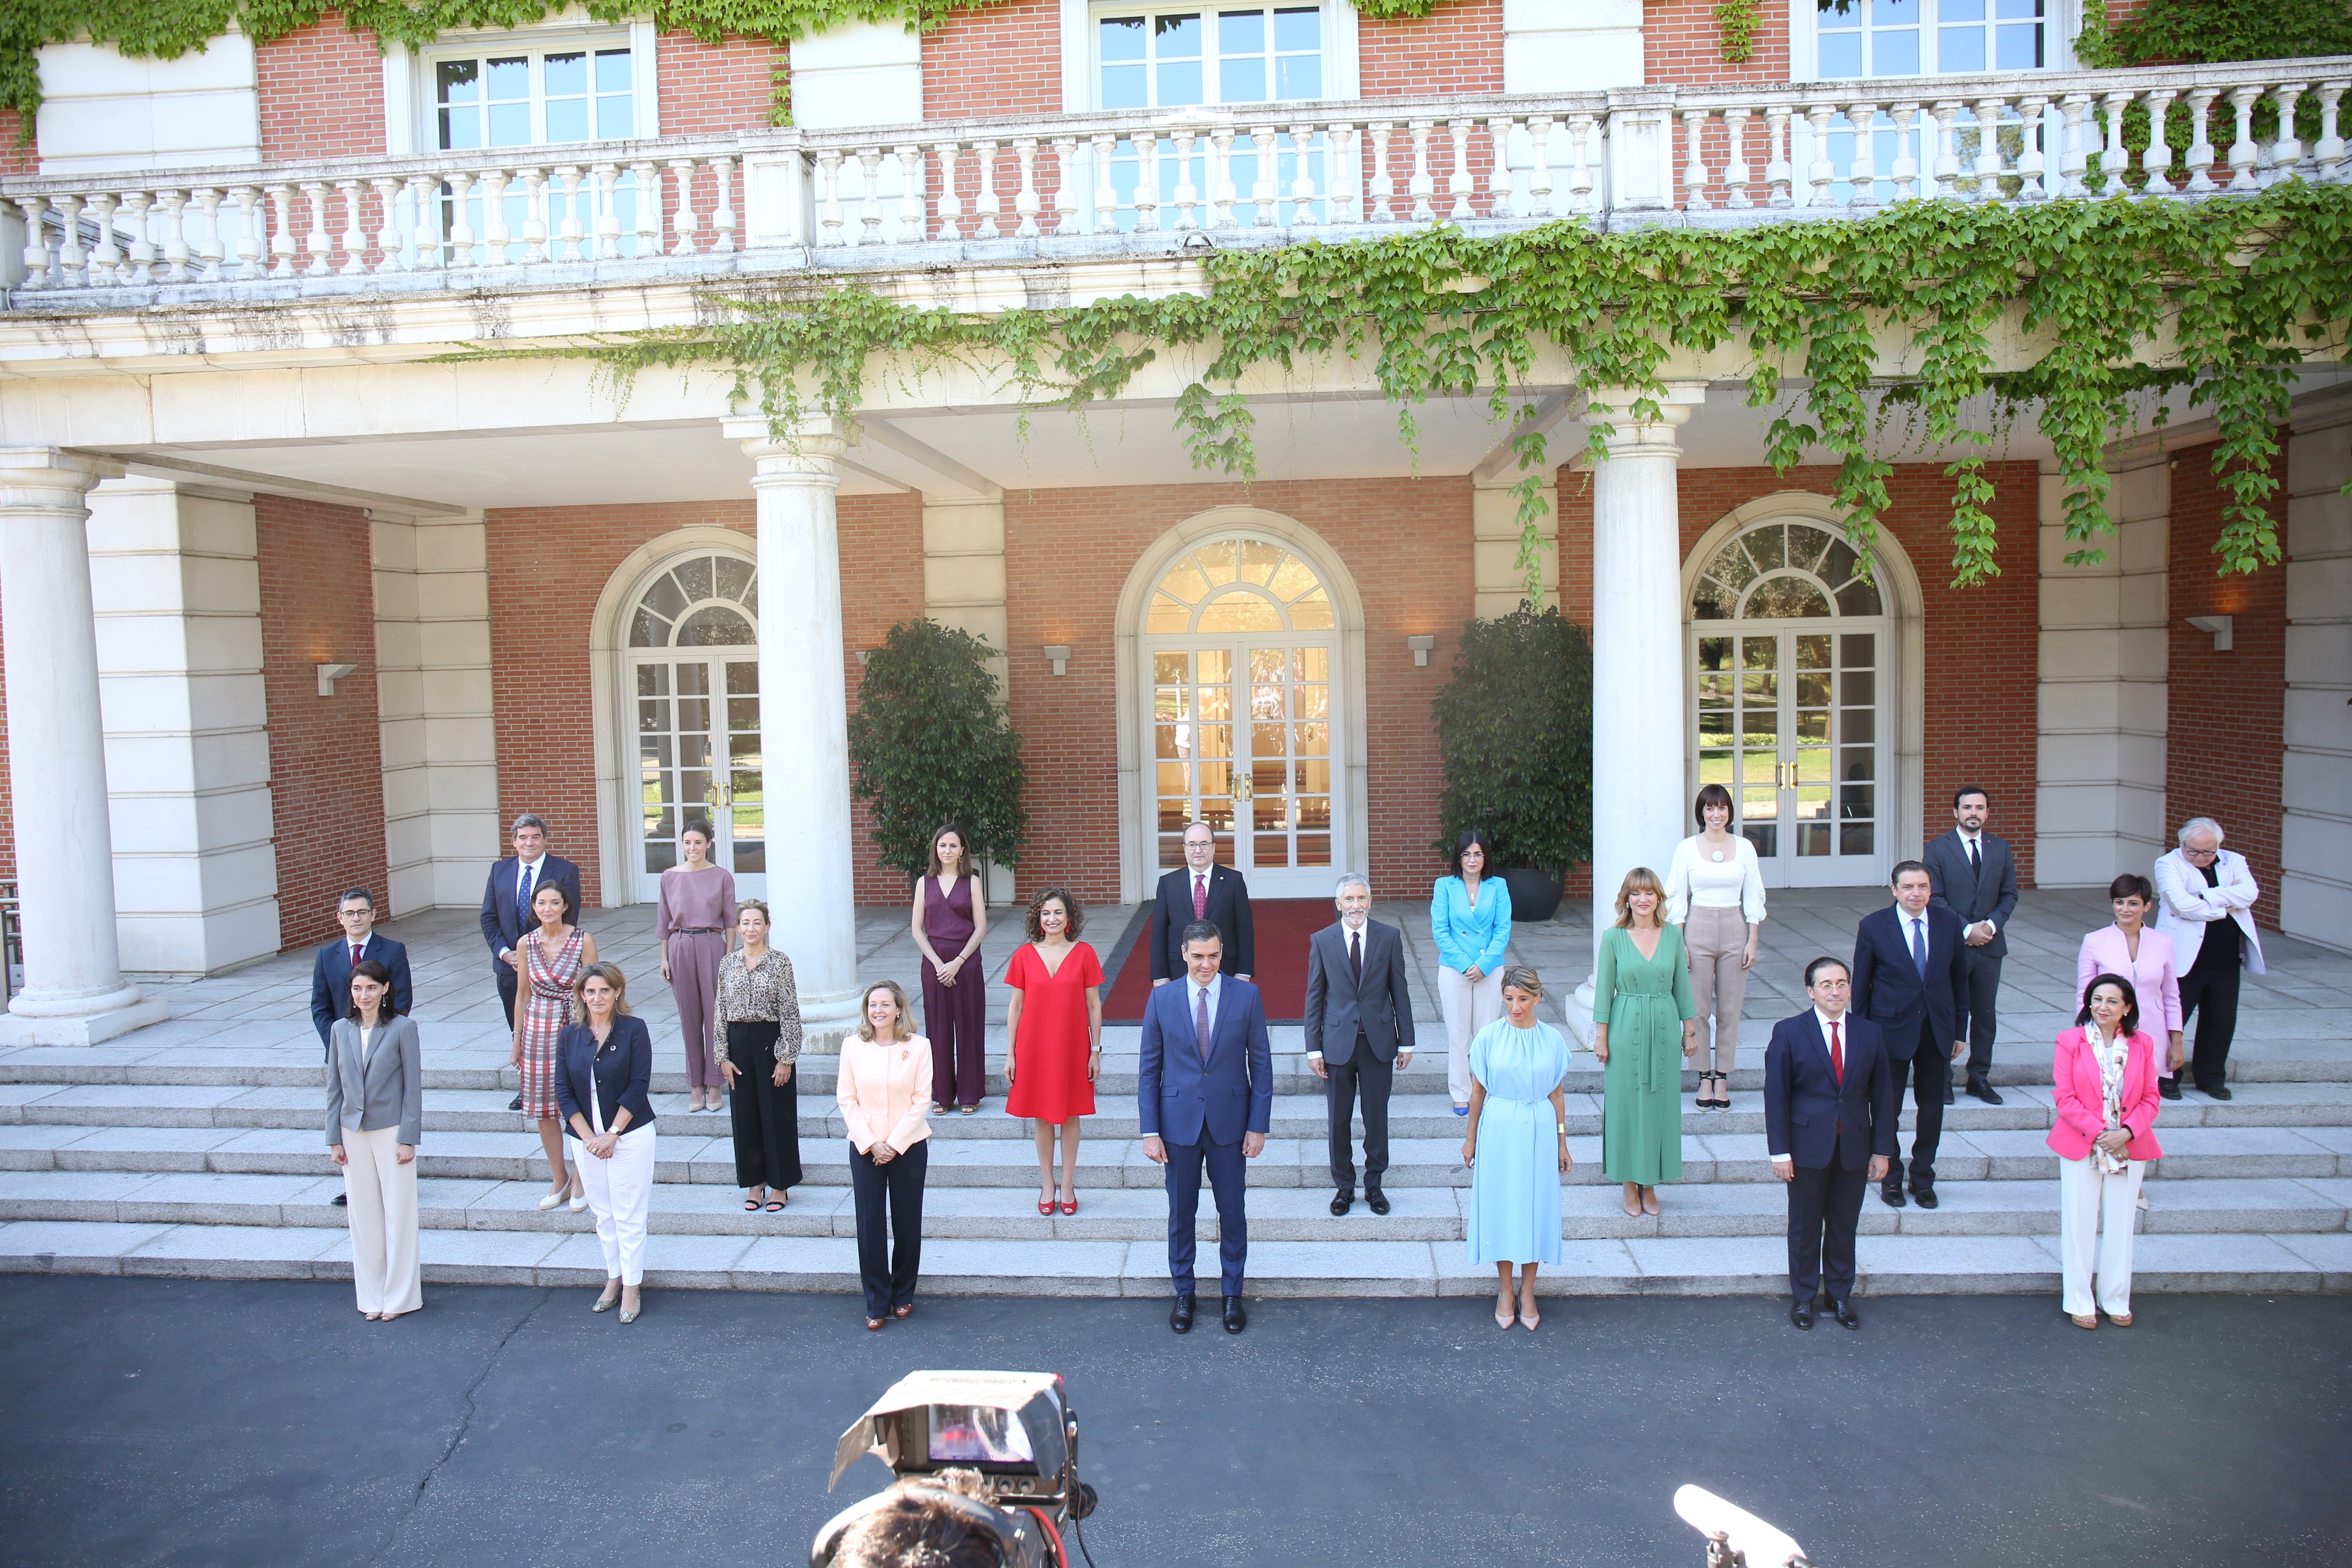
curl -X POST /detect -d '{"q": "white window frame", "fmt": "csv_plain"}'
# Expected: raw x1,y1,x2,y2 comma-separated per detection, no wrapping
1790,0,2075,81
385,16,659,156
1063,0,1357,111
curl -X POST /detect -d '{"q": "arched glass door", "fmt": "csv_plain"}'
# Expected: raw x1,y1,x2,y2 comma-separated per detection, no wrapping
1687,519,1891,888
626,552,765,900
1142,536,1341,895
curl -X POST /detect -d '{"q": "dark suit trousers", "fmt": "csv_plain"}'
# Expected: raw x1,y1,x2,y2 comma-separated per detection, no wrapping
1788,1159,1868,1305
1888,1023,1948,1183
1325,1042,1392,1190
496,963,519,1030
2179,956,2242,1091
1164,1133,1247,1297
849,1138,927,1317
1959,948,2002,1084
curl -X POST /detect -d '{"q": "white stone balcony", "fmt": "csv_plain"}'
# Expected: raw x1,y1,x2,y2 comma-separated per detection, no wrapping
3,56,2347,314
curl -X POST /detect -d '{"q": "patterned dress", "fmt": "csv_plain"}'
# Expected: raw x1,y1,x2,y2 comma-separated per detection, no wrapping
518,927,587,1120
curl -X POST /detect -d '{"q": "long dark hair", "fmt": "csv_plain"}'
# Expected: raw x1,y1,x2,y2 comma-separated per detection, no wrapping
2077,972,2141,1039
1447,828,1494,877
346,958,399,1022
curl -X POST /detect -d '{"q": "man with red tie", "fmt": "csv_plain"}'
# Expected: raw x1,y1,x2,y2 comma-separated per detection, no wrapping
1148,820,1254,987
1765,957,1894,1330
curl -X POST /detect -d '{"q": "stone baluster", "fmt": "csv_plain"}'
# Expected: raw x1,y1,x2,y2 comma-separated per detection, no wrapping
1928,100,1962,198
543,166,578,262
1289,123,1321,225
1682,108,1712,210
1052,135,1081,235
1166,129,1197,230
13,197,49,290
1088,134,1117,234
300,181,331,276
405,173,442,269
935,141,966,239
1012,137,1042,237
156,189,191,282
1250,126,1280,224
590,164,620,260
121,189,157,283
445,171,477,265
896,144,929,241
1368,121,1395,221
2056,92,2093,197
622,162,655,258
2313,81,2348,184
710,154,737,252
852,148,884,244
225,187,261,279
1844,100,1879,206
2181,87,2220,193
328,179,361,276
1210,127,1239,228
481,170,514,264
1331,123,1361,222
1803,105,1838,207
1763,105,1793,207
257,183,292,277
1566,111,1598,212
2223,85,2261,191
85,192,122,284
1971,97,2007,199
2135,89,2175,194
1485,118,1514,218
973,140,1001,239
2265,83,2310,185
1722,107,1754,209
1887,103,1919,202
365,176,401,273
815,149,845,245
517,167,549,263
2015,94,2049,200
2098,90,2133,195
1527,115,1556,216
56,193,89,286
1136,132,1163,232
670,158,703,255
1406,119,1436,222
1444,117,1474,219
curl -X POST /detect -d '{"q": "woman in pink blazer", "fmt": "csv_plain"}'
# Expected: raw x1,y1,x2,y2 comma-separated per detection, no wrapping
2049,972,2164,1329
837,979,935,1331
2075,874,2185,1090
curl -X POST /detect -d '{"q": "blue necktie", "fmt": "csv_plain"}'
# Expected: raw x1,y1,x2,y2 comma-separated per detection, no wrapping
517,862,535,930
1909,916,1928,977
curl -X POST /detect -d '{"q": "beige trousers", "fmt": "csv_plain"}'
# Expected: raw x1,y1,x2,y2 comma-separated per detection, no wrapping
1683,904,1751,1077
341,1123,421,1316
1437,965,1505,1105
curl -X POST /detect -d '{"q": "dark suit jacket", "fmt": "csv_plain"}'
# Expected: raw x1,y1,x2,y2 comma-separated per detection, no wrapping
1851,903,1970,1059
479,855,584,972
1150,863,1254,980
1924,830,2019,959
556,1016,658,1134
1763,1011,1896,1170
1303,919,1415,1065
1137,976,1273,1147
311,933,415,1047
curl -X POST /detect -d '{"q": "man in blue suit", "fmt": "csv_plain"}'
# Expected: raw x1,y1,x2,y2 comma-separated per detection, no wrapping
1766,956,1894,1330
1139,920,1273,1335
1851,861,1970,1212
310,888,413,1055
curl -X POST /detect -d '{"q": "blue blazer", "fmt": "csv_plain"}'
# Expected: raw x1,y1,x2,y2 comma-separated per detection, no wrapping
1429,875,1512,974
555,1016,657,1135
310,933,413,1047
1763,1011,1896,1170
1137,976,1273,1148
1850,903,1970,1059
479,854,584,971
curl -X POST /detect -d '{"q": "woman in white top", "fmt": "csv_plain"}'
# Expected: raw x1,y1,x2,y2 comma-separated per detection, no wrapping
1663,784,1766,1111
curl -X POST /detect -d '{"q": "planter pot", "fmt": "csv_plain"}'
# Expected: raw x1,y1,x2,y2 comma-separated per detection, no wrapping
1501,866,1564,923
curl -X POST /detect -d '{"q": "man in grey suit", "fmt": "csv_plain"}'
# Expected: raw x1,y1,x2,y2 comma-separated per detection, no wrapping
1923,785,2019,1106
1305,873,1415,1216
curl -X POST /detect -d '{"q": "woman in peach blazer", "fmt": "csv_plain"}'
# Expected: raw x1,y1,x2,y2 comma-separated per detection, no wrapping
837,978,934,1331
2049,972,2164,1330
2075,873,2185,1089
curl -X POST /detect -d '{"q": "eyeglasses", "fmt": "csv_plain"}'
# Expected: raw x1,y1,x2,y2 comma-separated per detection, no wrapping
2182,845,2220,859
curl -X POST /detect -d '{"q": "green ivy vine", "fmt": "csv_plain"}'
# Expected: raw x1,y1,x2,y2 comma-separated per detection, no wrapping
1713,0,1763,63
2075,0,2352,69
551,186,2348,605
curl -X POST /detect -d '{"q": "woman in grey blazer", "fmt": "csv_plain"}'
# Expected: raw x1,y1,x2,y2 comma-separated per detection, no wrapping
326,959,424,1320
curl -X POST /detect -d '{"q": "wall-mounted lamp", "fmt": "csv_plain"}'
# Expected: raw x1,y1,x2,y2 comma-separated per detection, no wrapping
1041,644,1072,677
315,662,357,697
856,649,873,666
1406,635,1436,668
2185,614,2234,652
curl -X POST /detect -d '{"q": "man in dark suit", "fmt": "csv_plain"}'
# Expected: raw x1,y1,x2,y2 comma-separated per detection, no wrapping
1305,872,1415,1216
480,813,583,1108
1139,921,1273,1335
1851,861,1970,1210
1923,785,2019,1106
1149,821,1253,986
1766,957,1894,1330
310,888,415,1055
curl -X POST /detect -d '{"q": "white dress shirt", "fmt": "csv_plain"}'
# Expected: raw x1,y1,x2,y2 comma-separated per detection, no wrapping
1953,829,1996,936
1306,915,1373,1066
1770,1007,1852,1166
1904,910,1931,970
1189,972,1226,1043
501,854,549,959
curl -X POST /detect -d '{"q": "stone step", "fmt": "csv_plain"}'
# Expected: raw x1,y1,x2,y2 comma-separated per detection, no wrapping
2,1216,2345,1298
1,1169,2341,1243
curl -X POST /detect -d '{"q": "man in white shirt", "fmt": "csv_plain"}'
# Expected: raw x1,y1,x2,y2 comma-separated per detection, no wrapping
1764,958,1894,1330
1924,786,2019,1106
2154,817,2267,1101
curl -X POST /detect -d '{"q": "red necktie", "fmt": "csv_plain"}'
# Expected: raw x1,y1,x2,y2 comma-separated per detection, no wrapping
1193,874,1208,921
1829,1020,1844,1085
352,944,364,970
1194,986,1213,1065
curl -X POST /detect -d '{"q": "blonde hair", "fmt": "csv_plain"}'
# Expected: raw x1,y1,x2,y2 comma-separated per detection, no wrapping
737,898,771,929
856,978,916,1042
1613,867,1667,928
1498,964,1544,997
571,961,633,1025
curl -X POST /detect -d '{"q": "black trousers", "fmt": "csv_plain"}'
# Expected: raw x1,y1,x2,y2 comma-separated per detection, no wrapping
726,1022,803,1191
1325,1042,1393,1191
1788,1159,1869,1305
2179,957,2243,1091
496,964,519,1030
849,1139,927,1317
1959,948,2002,1085
1889,1028,1948,1183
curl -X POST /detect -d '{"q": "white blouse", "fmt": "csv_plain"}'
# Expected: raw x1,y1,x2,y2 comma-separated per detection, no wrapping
1665,834,1767,926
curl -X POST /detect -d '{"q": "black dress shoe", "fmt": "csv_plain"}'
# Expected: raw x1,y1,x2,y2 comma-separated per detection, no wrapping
1968,1080,2003,1105
1222,1295,1246,1333
508,1094,524,1110
1366,1188,1391,1216
1790,1298,1815,1330
1943,1082,1955,1104
1831,1298,1861,1330
1170,1294,1195,1333
1880,1177,1907,1208
2203,1084,2233,1101
1330,1189,1354,1216
2158,1078,2183,1100
332,1193,347,1207
1909,1182,1939,1210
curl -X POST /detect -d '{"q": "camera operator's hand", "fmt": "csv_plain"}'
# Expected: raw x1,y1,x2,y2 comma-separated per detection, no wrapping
1242,1131,1265,1158
1143,1135,1167,1164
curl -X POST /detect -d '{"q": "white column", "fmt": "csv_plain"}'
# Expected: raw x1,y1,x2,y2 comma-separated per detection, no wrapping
726,417,862,1041
2280,392,2352,952
1577,386,1705,1028
0,450,169,1042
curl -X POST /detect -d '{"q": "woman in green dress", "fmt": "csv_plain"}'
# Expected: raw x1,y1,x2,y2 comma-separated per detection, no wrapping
1593,866,1698,1218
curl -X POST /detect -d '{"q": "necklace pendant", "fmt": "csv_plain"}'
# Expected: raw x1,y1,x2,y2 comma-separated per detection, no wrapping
1711,848,1726,862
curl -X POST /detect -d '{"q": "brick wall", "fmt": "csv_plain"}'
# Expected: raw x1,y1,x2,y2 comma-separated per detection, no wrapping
257,11,387,162
657,28,782,135
1361,0,1505,96
0,113,34,176
924,0,1064,119
2165,437,2288,930
1645,0,1793,86
254,495,388,950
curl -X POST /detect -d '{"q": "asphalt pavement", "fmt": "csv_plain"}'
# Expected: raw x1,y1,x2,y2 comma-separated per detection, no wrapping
2,1278,2348,1567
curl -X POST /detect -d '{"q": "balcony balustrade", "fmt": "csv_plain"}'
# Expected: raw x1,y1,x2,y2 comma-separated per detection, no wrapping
3,57,2346,306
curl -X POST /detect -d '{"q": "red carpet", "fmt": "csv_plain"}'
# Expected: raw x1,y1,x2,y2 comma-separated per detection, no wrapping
1101,899,1332,1023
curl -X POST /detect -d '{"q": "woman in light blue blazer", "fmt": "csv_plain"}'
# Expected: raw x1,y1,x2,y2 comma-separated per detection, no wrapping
1432,829,1513,1114
326,959,423,1321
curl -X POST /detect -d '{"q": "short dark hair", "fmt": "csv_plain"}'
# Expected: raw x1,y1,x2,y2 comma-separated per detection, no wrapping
1804,955,1850,989
2108,872,2154,903
1891,859,1930,886
511,813,549,836
337,888,375,910
1953,785,1989,808
1447,828,1494,876
1180,919,1222,951
831,1487,1009,1568
1694,783,1734,827
346,958,400,1020
1024,886,1085,941
2078,971,2142,1038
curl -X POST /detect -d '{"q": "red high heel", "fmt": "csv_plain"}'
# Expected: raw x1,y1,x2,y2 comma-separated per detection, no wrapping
1059,1197,1078,1216
1038,1195,1056,1215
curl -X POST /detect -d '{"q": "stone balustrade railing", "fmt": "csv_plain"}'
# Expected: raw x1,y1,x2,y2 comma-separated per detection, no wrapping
4,56,2346,303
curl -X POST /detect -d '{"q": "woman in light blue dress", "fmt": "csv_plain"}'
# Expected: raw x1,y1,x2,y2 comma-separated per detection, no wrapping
1463,966,1574,1331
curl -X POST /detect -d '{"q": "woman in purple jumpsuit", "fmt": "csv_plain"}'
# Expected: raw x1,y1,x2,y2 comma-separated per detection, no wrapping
912,824,989,1114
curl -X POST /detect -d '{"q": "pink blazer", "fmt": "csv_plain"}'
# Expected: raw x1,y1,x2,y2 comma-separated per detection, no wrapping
837,1031,934,1156
2075,924,2182,1035
2048,1025,2163,1163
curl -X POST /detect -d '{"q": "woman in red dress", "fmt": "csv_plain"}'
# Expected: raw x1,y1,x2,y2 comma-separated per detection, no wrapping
1003,886,1103,1216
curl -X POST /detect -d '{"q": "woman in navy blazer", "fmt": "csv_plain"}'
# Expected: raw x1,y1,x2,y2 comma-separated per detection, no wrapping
557,962,657,1323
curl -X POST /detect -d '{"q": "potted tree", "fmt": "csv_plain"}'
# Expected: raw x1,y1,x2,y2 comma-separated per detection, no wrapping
848,619,1028,888
1430,605,1593,921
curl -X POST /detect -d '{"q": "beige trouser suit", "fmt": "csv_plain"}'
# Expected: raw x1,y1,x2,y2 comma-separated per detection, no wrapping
1665,834,1766,1078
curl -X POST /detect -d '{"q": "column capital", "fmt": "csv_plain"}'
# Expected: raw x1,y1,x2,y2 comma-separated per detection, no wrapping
0,448,125,510
723,415,848,478
1583,383,1706,457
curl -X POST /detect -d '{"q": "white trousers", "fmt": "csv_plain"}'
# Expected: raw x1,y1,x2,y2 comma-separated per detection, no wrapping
1438,964,1505,1105
341,1124,421,1316
570,1125,656,1285
2058,1153,2143,1317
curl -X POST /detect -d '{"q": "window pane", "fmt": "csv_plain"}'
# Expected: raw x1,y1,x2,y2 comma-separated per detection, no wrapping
597,90,632,138
1102,15,1147,58
1103,62,1147,108
1223,56,1267,102
489,99,529,146
441,103,480,151
1219,10,1265,53
1276,54,1320,98
545,50,587,95
1275,6,1320,49
1819,29,1863,76
1873,26,1919,73
596,48,631,92
546,96,588,142
439,58,480,104
1156,13,1201,51
675,556,714,603
1940,26,1986,69
1995,19,2042,67
1159,57,1203,104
